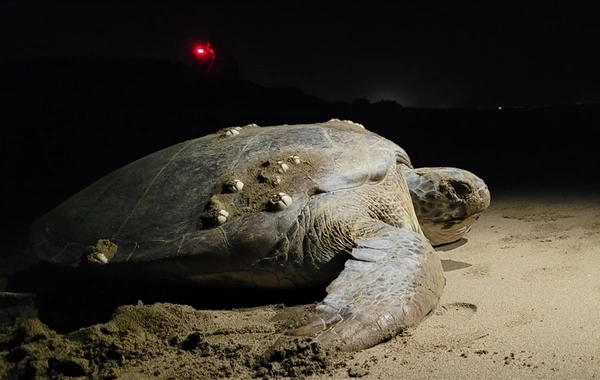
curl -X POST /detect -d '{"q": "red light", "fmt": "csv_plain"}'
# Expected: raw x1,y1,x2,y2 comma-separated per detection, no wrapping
190,42,216,72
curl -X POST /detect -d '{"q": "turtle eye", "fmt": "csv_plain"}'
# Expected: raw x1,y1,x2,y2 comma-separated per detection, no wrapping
449,181,471,199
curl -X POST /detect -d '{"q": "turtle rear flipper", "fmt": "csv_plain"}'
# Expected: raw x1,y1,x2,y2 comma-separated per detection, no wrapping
287,225,444,352
0,291,36,308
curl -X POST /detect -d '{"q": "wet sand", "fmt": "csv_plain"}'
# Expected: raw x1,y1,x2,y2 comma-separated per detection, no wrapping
1,191,599,379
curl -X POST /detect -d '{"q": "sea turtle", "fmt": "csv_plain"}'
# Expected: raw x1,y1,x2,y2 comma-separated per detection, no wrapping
25,119,490,351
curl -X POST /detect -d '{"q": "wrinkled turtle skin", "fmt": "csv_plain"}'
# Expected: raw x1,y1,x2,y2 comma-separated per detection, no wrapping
28,119,490,351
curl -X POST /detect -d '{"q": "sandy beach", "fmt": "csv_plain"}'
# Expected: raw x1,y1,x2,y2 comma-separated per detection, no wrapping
1,190,599,379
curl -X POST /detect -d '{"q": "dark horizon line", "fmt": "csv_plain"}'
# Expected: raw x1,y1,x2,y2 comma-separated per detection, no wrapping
3,53,599,110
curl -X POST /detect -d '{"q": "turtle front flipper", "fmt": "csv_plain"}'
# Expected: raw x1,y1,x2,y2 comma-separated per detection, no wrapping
287,226,444,351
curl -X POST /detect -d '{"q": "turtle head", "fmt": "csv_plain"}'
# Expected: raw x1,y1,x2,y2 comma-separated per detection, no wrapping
402,166,491,246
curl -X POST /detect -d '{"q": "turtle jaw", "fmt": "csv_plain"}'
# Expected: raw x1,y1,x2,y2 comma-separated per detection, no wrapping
419,212,485,246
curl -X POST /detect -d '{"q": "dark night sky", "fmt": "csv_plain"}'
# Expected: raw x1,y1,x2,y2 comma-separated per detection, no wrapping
1,1,599,108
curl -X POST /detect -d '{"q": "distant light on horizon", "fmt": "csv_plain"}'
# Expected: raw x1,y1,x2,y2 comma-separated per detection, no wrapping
364,87,408,106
